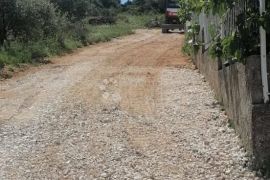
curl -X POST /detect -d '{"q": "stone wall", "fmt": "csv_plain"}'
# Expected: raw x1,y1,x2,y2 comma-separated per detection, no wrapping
193,51,270,168
193,50,221,100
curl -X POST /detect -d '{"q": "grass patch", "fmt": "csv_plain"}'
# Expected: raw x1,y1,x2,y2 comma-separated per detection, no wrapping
87,24,134,44
87,14,158,44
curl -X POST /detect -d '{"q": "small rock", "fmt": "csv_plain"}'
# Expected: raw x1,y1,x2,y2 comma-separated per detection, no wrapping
101,173,107,178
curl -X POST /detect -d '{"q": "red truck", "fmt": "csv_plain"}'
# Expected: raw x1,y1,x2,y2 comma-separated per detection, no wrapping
162,0,184,33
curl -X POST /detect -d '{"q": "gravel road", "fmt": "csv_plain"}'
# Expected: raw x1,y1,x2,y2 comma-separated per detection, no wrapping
0,30,261,179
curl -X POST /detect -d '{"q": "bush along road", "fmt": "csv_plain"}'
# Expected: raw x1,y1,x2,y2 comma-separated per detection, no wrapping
0,30,262,179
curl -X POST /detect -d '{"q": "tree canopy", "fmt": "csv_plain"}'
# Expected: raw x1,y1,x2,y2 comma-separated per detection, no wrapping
52,0,121,20
123,0,166,13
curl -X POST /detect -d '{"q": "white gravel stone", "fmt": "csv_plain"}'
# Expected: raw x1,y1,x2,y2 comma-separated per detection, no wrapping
0,68,262,179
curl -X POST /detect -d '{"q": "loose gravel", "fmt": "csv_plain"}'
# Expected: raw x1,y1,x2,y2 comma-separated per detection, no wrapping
0,68,261,180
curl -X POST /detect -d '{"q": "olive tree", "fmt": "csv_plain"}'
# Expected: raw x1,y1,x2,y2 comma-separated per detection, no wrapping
0,0,67,46
14,0,68,41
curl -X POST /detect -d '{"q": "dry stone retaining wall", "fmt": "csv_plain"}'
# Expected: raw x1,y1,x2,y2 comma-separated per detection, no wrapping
193,50,270,168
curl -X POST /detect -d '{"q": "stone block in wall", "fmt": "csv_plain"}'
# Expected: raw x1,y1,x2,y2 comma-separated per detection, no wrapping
219,60,253,153
194,49,221,101
245,56,264,104
252,104,270,168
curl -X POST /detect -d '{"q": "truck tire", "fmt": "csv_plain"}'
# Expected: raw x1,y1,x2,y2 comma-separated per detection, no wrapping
162,28,168,33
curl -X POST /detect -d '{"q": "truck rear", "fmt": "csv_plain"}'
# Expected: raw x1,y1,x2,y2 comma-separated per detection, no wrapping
162,0,184,33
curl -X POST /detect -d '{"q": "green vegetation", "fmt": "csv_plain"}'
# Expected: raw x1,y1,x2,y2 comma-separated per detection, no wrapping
0,0,163,71
88,14,158,43
122,0,165,14
0,14,155,68
182,23,200,56
179,0,270,62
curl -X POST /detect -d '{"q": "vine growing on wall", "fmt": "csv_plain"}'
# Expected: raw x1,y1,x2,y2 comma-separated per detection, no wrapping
179,0,270,63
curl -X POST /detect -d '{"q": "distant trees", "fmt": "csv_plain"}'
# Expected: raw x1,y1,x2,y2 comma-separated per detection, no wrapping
123,0,165,13
51,0,121,20
52,0,91,19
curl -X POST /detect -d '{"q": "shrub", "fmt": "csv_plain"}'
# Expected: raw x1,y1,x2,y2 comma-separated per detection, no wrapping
14,0,68,41
70,21,90,46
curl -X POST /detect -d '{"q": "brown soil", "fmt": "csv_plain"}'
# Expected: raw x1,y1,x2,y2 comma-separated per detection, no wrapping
0,29,190,122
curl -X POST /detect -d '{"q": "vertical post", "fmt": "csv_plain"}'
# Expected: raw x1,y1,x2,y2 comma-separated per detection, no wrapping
259,0,269,103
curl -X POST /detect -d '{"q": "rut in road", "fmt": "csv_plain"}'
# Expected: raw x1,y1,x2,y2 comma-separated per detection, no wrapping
0,30,259,179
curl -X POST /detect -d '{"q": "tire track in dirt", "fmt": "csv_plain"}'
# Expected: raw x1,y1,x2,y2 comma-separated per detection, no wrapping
69,30,189,117
0,30,174,123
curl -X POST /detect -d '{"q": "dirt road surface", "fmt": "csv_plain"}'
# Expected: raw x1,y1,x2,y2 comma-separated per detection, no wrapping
0,30,259,179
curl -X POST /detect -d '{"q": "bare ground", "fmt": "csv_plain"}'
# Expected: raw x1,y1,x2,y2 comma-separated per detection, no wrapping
0,30,260,179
